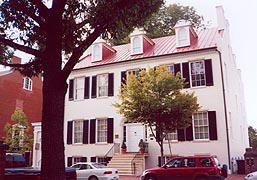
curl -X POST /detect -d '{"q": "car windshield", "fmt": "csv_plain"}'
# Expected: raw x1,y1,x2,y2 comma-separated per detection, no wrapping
91,163,106,169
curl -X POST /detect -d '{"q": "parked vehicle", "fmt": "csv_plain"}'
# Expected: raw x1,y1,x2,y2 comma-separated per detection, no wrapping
245,171,257,180
71,162,119,180
5,167,77,180
5,153,28,168
141,155,227,180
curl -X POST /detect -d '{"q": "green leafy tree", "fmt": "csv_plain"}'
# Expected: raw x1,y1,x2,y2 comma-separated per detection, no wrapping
111,3,203,45
114,66,200,165
4,109,33,153
249,126,257,149
0,1,163,179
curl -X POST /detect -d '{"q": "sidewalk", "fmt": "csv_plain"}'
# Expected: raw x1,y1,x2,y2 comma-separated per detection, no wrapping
120,174,246,180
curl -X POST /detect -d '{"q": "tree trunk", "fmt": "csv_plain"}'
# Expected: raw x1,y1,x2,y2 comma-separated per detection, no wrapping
40,3,67,179
40,73,67,180
160,140,165,166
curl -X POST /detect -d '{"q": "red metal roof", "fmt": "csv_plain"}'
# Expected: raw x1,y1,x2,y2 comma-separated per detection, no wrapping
75,28,219,70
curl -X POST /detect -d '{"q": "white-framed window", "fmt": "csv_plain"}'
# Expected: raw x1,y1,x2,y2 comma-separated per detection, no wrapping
12,124,25,148
73,157,83,164
75,77,84,100
165,130,178,141
127,69,140,76
97,74,108,97
166,64,174,75
190,60,206,87
23,77,32,91
131,36,142,54
92,44,102,61
193,112,209,140
73,120,83,143
97,119,107,143
177,28,188,47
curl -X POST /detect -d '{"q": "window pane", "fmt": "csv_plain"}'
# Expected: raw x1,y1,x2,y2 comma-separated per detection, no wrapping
97,119,107,143
75,77,84,100
74,120,83,143
166,65,174,75
165,130,178,141
98,74,108,97
190,61,206,87
132,37,141,54
193,112,209,140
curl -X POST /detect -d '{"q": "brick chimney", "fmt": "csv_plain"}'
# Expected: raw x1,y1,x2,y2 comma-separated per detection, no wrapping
11,56,22,64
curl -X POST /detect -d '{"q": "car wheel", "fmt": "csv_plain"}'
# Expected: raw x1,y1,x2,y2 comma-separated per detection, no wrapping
146,175,157,180
195,176,208,180
89,176,98,180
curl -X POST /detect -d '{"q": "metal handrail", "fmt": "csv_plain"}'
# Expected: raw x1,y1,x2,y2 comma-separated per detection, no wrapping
103,143,116,165
131,151,141,175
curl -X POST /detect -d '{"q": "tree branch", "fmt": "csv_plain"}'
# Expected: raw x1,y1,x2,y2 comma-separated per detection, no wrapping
0,59,41,68
0,35,43,58
30,0,50,19
62,29,103,80
13,2,46,29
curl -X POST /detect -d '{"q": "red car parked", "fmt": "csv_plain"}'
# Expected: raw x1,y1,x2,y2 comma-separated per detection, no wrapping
141,155,227,180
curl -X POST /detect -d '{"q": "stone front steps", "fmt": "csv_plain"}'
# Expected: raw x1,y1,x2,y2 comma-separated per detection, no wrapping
107,153,145,176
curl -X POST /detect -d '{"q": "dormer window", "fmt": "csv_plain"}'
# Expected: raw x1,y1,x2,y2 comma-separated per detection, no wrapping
174,20,198,48
23,77,32,91
92,44,102,62
131,36,143,55
177,28,189,47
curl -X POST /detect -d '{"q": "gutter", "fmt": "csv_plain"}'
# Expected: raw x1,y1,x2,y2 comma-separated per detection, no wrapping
217,48,231,169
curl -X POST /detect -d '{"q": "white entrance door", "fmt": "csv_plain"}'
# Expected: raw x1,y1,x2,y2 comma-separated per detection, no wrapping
126,123,145,152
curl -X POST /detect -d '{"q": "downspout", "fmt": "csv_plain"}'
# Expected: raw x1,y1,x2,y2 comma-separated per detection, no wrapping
217,49,231,169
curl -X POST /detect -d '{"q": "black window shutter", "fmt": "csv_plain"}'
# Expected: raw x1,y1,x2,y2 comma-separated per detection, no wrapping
91,76,97,98
121,71,127,86
174,63,181,76
156,128,161,142
91,157,96,162
68,79,74,100
208,111,218,140
182,62,190,88
205,59,214,86
158,156,161,167
67,121,73,144
177,129,185,141
185,123,193,141
83,120,89,144
67,157,72,166
108,73,114,96
81,157,87,162
84,77,90,99
90,119,96,144
107,118,114,143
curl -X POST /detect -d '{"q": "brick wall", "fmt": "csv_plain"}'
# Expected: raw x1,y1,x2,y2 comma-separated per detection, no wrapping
0,68,42,140
244,148,257,174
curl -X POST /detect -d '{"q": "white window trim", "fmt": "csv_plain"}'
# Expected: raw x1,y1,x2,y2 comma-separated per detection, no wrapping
189,60,206,88
165,130,178,142
92,44,102,62
73,120,83,144
96,118,108,143
97,74,108,98
176,28,190,47
23,77,33,91
193,111,210,141
131,36,143,55
74,77,85,100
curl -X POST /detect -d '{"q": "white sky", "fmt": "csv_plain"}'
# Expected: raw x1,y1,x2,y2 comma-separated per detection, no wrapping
166,0,257,128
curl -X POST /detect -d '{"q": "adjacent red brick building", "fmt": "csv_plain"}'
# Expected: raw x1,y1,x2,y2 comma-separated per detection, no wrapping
0,56,43,141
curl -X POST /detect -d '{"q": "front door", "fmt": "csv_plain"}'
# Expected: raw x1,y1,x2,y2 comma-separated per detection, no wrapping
125,123,145,152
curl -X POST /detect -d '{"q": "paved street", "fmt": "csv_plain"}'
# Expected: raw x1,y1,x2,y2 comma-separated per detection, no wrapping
119,174,245,180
